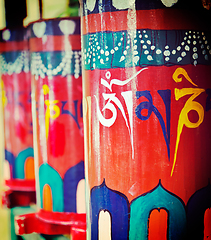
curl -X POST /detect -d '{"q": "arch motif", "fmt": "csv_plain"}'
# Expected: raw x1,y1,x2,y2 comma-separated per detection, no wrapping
14,147,34,179
90,180,130,240
130,181,187,240
76,179,86,213
39,163,64,212
43,184,53,211
63,161,85,212
187,183,211,240
148,208,168,240
25,157,35,179
4,149,15,178
98,210,112,240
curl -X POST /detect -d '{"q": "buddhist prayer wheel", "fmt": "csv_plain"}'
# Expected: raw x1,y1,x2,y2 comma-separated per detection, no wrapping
80,0,211,239
0,27,36,207
15,18,86,237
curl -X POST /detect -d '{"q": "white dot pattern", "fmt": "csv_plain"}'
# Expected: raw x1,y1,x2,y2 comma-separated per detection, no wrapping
0,51,29,75
30,50,82,80
83,29,211,69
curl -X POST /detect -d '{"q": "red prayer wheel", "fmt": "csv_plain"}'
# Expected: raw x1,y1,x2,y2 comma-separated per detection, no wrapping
15,18,86,237
80,0,211,239
0,27,36,208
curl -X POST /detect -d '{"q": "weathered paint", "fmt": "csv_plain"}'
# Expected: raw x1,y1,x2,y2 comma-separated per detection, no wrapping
81,0,211,239
13,18,86,237
0,27,35,190
28,17,86,223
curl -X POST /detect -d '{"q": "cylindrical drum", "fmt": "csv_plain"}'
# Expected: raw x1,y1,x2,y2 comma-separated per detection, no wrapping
0,27,35,191
30,18,85,220
81,0,211,239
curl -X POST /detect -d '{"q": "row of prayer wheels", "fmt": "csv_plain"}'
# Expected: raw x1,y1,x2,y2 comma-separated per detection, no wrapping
0,0,211,239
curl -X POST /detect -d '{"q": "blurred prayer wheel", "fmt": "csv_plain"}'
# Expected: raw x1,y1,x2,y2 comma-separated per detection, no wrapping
0,27,36,207
15,18,86,237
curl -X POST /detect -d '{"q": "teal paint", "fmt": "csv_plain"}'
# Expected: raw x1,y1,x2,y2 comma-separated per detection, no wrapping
129,181,187,240
15,147,34,179
39,163,64,212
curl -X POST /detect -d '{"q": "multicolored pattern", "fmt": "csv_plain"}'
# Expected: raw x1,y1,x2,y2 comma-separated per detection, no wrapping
81,0,211,239
0,51,29,75
31,51,82,80
30,18,82,80
30,18,85,213
83,29,211,70
28,18,80,38
90,180,211,240
0,28,34,185
39,161,85,212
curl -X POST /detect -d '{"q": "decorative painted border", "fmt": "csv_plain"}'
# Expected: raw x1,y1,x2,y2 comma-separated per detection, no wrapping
0,27,27,42
39,161,85,213
82,29,211,70
90,180,211,239
0,50,82,78
29,18,80,39
31,50,82,79
0,51,29,75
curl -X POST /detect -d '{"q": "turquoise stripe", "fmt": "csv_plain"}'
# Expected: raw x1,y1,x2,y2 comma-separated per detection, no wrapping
39,163,64,212
82,29,211,70
15,147,34,179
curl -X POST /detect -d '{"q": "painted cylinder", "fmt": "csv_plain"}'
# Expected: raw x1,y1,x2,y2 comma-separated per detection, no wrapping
81,0,211,239
29,18,85,218
0,27,35,191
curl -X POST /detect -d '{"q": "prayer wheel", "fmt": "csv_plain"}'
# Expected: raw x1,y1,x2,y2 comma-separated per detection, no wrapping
15,18,86,237
80,0,211,239
0,27,35,207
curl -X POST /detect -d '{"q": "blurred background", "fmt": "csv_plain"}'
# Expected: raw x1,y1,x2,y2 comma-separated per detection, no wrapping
0,0,70,29
0,1,73,239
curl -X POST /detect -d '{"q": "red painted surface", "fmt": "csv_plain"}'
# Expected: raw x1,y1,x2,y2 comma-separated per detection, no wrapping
14,17,86,236
148,209,168,240
204,208,211,239
81,1,211,239
5,179,35,191
71,227,86,240
33,74,84,178
84,65,211,203
0,27,35,208
15,211,86,236
0,40,28,51
82,9,209,34
29,35,81,52
2,72,34,169
2,190,36,208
